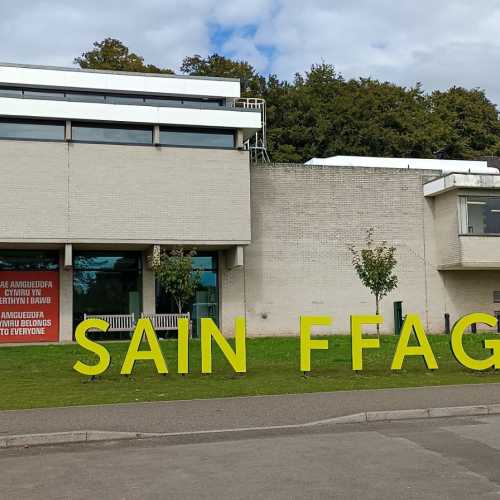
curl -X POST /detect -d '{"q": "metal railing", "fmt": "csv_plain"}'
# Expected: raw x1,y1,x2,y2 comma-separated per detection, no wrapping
234,97,270,163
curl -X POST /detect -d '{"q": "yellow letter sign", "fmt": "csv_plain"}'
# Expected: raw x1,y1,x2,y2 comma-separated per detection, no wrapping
351,315,382,371
391,314,437,370
451,313,500,370
121,318,168,375
201,318,246,374
300,316,330,372
73,318,111,376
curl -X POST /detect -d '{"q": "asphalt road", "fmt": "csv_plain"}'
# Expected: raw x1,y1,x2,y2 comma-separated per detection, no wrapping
2,414,500,499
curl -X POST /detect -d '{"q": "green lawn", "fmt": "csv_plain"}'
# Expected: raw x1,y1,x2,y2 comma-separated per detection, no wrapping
1,334,500,410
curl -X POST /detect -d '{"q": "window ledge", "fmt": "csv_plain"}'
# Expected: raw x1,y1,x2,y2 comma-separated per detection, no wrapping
459,233,500,237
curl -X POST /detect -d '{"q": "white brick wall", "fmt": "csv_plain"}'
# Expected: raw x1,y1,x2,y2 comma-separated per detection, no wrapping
0,140,251,244
0,141,68,240
3,141,500,339
239,163,447,335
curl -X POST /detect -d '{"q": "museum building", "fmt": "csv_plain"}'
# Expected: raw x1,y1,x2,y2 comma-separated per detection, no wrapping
1,63,500,342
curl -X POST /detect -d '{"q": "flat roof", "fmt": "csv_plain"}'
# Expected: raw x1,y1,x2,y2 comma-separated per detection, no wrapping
0,62,240,82
306,155,497,175
0,62,241,99
424,173,500,197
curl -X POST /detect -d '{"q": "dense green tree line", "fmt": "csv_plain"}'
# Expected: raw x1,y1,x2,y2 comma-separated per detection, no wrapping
75,38,500,162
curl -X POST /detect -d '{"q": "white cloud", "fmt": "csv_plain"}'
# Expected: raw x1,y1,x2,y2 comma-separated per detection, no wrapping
252,0,500,103
1,1,500,103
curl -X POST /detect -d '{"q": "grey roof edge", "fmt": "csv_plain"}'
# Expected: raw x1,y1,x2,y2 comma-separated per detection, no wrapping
259,162,443,175
0,62,241,83
423,172,500,185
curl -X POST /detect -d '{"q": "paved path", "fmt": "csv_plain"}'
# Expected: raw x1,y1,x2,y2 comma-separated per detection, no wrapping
1,383,500,436
3,414,500,499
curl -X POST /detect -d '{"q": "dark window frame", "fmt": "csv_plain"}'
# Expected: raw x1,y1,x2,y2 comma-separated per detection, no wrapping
71,121,154,146
159,126,235,149
73,251,143,272
0,118,65,142
0,85,227,110
465,195,500,235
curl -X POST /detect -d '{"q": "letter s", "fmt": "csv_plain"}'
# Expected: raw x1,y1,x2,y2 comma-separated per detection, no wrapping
73,319,111,376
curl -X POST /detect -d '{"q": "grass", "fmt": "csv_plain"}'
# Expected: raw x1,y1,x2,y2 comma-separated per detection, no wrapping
1,334,500,410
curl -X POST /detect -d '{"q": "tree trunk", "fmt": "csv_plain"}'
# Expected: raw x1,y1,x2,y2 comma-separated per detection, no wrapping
177,299,183,314
375,295,380,336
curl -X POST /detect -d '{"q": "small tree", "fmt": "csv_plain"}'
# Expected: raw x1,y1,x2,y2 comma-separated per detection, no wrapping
349,229,398,335
152,248,201,314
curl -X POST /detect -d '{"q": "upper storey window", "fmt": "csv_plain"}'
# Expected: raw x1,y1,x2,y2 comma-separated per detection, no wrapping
463,196,500,234
0,118,236,148
0,118,64,141
159,126,235,148
0,86,225,109
72,122,153,145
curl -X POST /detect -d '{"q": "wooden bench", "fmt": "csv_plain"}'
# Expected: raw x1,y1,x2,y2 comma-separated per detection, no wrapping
141,313,192,336
83,313,136,332
83,312,191,335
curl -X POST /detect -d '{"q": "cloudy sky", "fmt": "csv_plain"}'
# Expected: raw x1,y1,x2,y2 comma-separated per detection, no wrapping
1,1,500,103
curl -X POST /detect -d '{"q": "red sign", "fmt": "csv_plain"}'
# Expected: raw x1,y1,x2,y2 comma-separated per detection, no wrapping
0,271,59,343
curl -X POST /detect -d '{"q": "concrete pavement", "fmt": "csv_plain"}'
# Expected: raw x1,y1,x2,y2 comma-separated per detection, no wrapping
2,414,500,499
1,383,500,436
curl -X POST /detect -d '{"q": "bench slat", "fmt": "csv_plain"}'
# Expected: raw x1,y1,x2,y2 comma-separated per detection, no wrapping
83,313,190,332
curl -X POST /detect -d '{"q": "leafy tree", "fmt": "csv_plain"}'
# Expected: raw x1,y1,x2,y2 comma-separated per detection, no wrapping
151,248,201,314
74,40,500,163
74,38,173,74
349,229,398,334
180,53,266,96
429,87,500,159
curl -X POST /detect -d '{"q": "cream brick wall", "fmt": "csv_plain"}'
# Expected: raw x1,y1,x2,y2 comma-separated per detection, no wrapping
219,250,246,333
0,140,251,244
460,236,500,268
3,140,500,340
242,163,446,335
442,271,500,331
59,264,73,342
0,141,68,240
433,190,461,267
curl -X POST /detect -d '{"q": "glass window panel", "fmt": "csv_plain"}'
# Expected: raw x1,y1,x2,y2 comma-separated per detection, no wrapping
0,87,23,98
155,252,218,338
466,196,500,234
66,92,106,103
143,97,223,108
0,119,65,141
159,127,234,148
73,270,142,337
0,250,59,271
74,252,141,271
23,89,65,100
181,98,224,108
73,251,142,339
144,97,183,107
72,123,153,144
106,95,146,105
193,256,217,270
